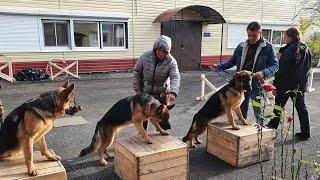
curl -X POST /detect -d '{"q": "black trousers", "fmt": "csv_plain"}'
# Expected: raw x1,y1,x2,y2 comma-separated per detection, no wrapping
143,94,167,130
267,91,310,135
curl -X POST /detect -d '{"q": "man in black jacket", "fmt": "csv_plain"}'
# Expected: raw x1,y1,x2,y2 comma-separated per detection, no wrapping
266,27,312,140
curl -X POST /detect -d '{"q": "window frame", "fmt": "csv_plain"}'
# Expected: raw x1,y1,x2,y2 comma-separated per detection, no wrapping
100,22,126,50
262,28,286,47
73,20,100,50
41,19,71,51
39,17,128,52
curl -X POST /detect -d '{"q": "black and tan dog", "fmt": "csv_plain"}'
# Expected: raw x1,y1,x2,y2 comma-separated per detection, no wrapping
80,93,174,165
182,70,253,148
0,82,81,176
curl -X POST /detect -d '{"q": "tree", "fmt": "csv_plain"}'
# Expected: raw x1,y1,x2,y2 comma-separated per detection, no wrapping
296,0,320,26
297,1,320,66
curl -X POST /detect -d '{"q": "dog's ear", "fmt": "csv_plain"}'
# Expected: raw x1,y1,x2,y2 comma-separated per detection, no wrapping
166,104,175,110
156,104,164,113
62,81,70,88
233,71,241,79
62,83,74,96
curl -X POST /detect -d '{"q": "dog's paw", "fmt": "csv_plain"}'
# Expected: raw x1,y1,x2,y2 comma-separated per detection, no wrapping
28,167,38,176
160,131,169,136
99,159,108,166
189,144,197,148
242,120,251,126
48,155,61,161
232,126,240,130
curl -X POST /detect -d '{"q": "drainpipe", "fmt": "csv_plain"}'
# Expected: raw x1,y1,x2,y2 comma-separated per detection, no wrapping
132,0,136,65
219,23,224,64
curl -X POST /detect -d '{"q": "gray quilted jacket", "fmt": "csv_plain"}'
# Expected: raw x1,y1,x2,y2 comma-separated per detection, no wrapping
133,35,180,96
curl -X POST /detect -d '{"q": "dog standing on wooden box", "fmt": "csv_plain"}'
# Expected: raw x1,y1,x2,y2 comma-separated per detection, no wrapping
0,82,81,176
182,70,253,148
79,93,174,166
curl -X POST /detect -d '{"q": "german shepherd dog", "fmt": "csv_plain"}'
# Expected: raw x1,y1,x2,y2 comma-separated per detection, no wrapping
80,93,174,166
0,82,81,176
182,70,253,148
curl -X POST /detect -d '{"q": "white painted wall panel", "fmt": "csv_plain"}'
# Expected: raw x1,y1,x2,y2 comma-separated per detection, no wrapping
227,23,247,48
0,15,40,52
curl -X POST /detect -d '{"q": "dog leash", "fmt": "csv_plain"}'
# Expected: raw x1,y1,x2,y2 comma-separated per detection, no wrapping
213,66,231,82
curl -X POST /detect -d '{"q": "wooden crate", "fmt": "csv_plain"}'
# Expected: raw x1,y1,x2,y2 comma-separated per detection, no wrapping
0,150,67,180
206,121,275,167
114,134,188,180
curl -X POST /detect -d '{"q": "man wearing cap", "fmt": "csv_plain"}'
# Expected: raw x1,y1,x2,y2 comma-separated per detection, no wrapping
133,35,181,130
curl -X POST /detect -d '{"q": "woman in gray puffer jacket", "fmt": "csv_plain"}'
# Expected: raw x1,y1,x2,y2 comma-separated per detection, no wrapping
133,35,181,130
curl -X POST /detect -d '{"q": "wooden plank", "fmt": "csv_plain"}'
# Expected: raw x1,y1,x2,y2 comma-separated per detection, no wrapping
115,135,188,180
164,173,188,180
116,134,187,165
139,155,187,175
208,123,239,141
0,160,59,174
239,143,274,159
0,150,66,180
114,139,136,164
114,150,137,180
0,153,44,168
140,164,188,180
0,166,65,180
210,122,273,137
237,150,271,167
239,136,275,152
206,139,237,166
207,130,238,151
139,147,187,166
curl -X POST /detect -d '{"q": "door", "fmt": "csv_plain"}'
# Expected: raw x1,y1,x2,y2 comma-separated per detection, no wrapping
162,21,202,71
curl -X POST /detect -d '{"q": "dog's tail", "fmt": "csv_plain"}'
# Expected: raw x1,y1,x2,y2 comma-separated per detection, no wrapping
80,122,101,157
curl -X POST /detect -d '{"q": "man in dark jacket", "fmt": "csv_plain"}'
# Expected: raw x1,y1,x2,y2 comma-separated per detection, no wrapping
210,21,279,125
133,35,181,130
266,27,312,140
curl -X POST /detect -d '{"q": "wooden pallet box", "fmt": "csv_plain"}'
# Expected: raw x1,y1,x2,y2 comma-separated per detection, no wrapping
206,121,275,167
114,134,188,180
0,150,66,180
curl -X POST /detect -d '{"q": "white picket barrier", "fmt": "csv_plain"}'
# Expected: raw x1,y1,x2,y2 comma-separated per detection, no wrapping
0,55,16,83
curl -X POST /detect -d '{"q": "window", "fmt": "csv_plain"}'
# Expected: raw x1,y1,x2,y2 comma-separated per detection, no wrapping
262,29,285,46
74,21,99,48
41,19,127,50
101,23,125,48
272,31,282,45
42,20,70,47
262,29,271,42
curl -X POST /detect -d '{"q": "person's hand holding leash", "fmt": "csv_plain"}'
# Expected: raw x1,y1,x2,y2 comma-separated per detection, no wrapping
208,64,218,71
166,93,176,102
254,71,264,80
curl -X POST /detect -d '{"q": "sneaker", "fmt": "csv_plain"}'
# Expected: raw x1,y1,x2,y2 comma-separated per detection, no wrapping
295,133,310,141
